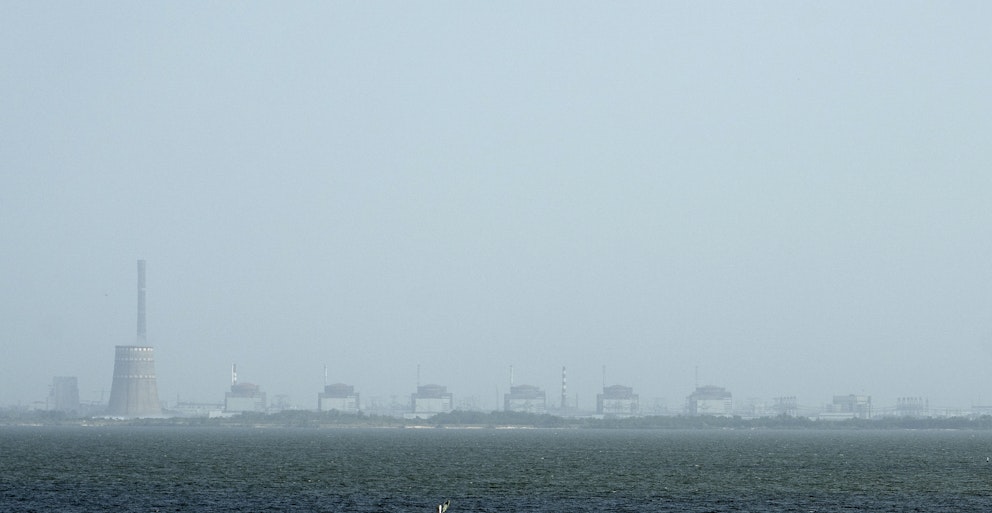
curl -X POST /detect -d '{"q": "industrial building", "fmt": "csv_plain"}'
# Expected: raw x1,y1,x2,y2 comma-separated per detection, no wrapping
597,385,639,417
318,383,360,413
408,384,453,418
687,385,733,416
49,376,80,415
821,394,872,420
504,384,547,414
172,400,224,417
773,396,799,417
895,397,928,418
224,365,267,413
106,260,162,417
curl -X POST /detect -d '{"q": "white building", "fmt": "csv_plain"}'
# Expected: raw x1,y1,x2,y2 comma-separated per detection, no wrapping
225,382,267,413
504,384,547,414
687,385,733,416
318,383,360,413
408,384,453,418
597,385,640,417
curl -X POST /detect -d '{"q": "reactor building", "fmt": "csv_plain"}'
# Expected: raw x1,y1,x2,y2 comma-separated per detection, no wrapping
224,364,267,413
597,384,640,417
318,383,360,413
504,384,548,414
106,260,162,417
686,385,733,416
407,384,453,418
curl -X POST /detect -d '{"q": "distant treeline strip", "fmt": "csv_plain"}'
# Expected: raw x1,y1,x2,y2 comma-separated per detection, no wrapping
5,408,992,430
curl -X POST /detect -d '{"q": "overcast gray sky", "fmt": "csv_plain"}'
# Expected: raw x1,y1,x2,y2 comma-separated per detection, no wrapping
3,2,991,413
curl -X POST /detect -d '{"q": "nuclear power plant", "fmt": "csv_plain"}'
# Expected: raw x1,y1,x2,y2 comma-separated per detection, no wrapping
38,262,955,421
106,260,162,417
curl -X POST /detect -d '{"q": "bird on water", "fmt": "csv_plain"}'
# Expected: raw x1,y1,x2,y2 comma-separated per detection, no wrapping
437,499,450,513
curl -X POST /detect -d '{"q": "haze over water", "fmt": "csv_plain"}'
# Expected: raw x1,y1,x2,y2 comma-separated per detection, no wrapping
2,3,991,412
3,427,992,512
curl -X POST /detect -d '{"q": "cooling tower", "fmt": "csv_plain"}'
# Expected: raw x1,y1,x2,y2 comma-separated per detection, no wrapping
107,345,161,416
106,260,161,416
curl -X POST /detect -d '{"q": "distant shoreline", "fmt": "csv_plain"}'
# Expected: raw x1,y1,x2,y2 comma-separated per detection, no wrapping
5,409,992,431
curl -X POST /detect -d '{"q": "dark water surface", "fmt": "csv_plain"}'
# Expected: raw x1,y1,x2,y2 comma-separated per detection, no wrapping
2,426,992,512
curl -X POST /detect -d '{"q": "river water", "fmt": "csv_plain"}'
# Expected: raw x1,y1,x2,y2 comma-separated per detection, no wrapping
2,426,991,512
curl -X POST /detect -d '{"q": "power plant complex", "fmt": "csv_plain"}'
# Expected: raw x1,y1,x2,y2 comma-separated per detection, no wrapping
106,260,162,417
28,260,963,421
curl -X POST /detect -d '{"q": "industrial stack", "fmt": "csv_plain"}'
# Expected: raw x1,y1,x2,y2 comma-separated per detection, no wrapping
106,260,162,417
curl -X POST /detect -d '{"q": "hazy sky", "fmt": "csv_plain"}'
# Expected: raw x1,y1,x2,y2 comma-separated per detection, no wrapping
3,3,991,413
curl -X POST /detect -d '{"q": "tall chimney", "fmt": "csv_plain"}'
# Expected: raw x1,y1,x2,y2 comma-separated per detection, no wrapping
137,259,146,344
107,259,161,417
561,366,567,411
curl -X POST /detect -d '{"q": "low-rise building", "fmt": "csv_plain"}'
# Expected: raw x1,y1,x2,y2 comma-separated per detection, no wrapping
772,396,798,417
172,401,224,417
820,394,871,420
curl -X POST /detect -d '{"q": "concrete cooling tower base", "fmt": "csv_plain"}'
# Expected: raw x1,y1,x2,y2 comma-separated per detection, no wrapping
107,345,162,417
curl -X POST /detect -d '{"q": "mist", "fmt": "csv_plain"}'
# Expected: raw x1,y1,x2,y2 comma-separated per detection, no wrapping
3,3,991,415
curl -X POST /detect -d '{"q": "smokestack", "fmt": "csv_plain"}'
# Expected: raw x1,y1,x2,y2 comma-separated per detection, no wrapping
137,259,146,344
561,366,567,411
107,260,161,417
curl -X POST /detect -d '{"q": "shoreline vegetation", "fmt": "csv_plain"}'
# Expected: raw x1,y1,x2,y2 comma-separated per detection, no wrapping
5,408,992,430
